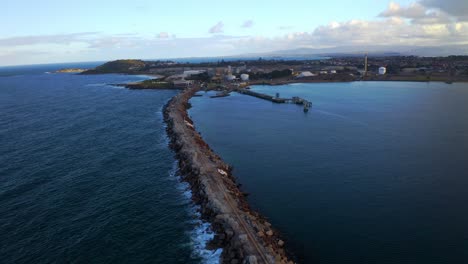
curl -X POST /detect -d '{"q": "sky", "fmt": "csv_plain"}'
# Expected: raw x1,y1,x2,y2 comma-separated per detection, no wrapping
1,0,467,66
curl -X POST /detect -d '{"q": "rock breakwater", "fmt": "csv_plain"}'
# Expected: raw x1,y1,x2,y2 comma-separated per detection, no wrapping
163,86,294,264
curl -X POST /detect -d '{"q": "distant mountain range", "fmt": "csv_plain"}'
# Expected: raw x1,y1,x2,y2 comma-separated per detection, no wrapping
244,44,468,58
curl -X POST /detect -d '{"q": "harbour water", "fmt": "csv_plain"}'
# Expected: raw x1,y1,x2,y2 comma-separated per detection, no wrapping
0,65,221,263
189,82,468,264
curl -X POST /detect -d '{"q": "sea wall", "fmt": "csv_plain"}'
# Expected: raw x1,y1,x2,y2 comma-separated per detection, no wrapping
163,86,294,264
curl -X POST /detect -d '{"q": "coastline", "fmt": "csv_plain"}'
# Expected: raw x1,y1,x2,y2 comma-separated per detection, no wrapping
163,86,294,264
247,77,468,86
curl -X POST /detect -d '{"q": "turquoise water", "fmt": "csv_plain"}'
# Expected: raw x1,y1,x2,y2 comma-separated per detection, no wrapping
189,82,468,264
0,66,220,263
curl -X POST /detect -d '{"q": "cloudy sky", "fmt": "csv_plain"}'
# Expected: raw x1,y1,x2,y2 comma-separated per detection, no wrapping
1,0,467,66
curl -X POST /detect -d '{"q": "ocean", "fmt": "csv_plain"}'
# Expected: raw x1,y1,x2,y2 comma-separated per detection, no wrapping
189,82,468,264
0,65,221,263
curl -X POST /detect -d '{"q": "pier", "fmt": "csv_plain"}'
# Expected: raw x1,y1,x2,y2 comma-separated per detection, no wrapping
237,88,312,112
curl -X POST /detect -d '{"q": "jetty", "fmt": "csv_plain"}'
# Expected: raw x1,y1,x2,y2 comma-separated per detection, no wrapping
210,91,231,98
237,88,312,112
164,86,294,264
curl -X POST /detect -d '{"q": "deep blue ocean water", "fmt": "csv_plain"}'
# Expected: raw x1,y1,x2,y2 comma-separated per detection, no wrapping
189,82,468,264
0,65,221,263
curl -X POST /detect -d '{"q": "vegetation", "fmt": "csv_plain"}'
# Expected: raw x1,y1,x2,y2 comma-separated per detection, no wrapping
186,72,211,82
126,79,174,89
82,59,146,74
248,69,293,80
55,68,87,73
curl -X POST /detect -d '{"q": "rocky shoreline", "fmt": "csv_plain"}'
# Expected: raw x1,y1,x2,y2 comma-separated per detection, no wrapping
163,86,295,264
55,68,87,73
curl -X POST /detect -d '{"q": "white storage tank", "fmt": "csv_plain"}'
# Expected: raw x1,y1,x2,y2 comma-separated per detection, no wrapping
225,74,236,81
296,71,316,78
240,74,249,81
379,67,387,75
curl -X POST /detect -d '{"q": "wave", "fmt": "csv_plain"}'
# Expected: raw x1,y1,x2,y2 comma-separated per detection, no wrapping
156,106,170,148
168,161,222,264
160,98,222,263
85,83,126,90
85,83,108,87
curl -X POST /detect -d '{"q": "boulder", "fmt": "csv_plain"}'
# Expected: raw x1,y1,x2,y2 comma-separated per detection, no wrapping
245,255,258,264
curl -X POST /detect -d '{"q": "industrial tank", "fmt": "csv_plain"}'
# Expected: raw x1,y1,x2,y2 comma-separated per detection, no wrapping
240,74,249,81
379,67,387,75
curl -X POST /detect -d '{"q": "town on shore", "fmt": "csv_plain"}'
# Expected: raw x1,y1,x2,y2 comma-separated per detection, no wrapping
73,55,468,90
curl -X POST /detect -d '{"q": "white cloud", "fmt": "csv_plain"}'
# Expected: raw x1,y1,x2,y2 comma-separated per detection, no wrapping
380,2,427,18
157,32,170,39
242,20,254,28
278,26,294,30
0,32,98,47
87,37,140,49
421,0,468,19
380,1,454,24
2,1,468,66
209,21,224,34
310,18,468,46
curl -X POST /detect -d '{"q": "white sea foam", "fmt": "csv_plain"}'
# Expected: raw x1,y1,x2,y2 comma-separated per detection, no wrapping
85,83,125,89
155,104,165,121
162,101,222,263
157,108,170,148
158,133,170,148
168,161,222,264
85,83,107,87
190,220,223,264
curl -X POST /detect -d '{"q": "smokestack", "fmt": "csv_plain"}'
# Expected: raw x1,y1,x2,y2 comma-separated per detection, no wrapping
364,53,368,77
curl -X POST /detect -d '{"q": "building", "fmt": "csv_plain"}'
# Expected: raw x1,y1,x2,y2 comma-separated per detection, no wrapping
225,74,236,81
237,65,247,72
173,80,193,88
296,71,316,78
378,67,387,75
240,74,249,81
183,70,206,78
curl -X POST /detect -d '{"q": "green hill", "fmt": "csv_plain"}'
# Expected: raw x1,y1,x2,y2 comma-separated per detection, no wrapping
82,59,146,74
